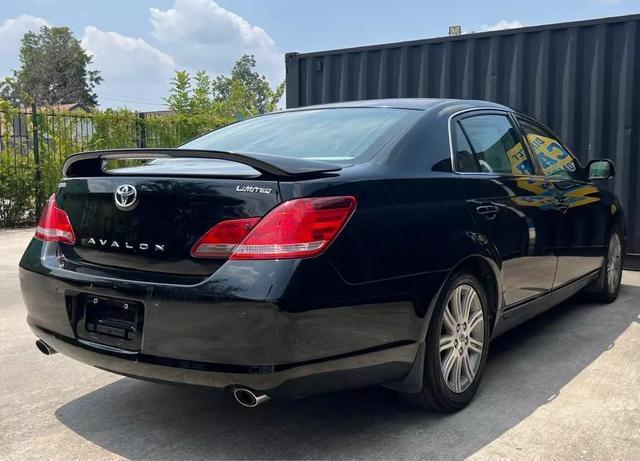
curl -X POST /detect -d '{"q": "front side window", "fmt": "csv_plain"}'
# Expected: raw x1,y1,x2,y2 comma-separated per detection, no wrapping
181,108,418,164
518,118,579,179
454,114,535,175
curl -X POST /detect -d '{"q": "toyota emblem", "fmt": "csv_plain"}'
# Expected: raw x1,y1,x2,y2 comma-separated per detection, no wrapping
114,184,138,210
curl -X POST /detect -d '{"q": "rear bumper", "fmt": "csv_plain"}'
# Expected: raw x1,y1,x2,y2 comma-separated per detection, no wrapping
19,238,430,397
30,322,417,397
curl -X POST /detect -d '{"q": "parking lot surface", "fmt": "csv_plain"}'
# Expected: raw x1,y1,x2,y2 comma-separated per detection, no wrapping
1,229,639,460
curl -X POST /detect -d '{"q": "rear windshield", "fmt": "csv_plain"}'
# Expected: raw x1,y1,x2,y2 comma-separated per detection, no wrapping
180,108,418,164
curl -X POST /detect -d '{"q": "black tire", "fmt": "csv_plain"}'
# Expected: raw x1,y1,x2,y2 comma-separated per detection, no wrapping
401,271,491,412
592,229,624,303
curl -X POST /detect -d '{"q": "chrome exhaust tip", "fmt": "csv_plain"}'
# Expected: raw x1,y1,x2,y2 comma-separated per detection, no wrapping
35,339,57,356
233,388,270,408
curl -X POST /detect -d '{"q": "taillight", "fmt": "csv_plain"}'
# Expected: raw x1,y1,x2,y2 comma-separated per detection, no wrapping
34,194,76,245
191,196,356,260
190,217,261,258
233,196,356,260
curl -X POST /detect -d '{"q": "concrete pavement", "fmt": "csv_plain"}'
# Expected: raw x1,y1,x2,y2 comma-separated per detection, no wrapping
1,229,639,460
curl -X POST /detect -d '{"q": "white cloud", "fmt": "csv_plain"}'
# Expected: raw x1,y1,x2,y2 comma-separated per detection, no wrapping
81,26,176,110
0,2,285,110
0,15,49,103
149,0,283,84
82,26,174,77
0,15,48,54
479,19,524,32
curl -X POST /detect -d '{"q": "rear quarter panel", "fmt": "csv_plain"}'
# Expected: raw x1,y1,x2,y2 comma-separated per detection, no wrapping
278,171,486,328
281,175,472,283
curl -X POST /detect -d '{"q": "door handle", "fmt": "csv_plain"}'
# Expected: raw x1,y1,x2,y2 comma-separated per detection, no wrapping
476,204,499,219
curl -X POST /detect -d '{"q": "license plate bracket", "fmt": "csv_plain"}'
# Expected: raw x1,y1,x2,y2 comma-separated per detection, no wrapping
75,295,144,352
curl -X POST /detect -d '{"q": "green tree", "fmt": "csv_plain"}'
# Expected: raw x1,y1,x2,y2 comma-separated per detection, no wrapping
165,55,284,117
211,54,284,114
191,71,213,114
0,76,20,103
2,26,102,107
164,70,192,115
214,79,258,120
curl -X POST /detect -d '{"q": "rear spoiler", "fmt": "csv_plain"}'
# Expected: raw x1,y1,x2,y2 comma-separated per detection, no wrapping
62,148,343,178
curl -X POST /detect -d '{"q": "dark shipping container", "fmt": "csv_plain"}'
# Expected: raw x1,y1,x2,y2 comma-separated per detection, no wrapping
285,14,640,257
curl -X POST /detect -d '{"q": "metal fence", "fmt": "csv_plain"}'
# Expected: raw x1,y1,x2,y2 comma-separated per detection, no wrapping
0,108,150,151
0,106,169,227
285,13,640,256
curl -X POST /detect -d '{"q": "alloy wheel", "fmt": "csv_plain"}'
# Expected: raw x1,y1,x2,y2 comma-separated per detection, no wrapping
607,233,622,294
438,283,485,393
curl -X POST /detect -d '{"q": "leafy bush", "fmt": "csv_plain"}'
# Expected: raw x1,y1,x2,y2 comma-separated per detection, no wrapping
0,53,285,227
0,150,36,226
0,107,232,227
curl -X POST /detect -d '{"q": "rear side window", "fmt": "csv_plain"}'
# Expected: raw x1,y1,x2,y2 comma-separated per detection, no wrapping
518,117,579,179
455,114,535,176
454,123,477,172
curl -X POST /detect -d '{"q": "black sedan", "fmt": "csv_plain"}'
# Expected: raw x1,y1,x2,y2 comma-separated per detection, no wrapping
20,99,625,411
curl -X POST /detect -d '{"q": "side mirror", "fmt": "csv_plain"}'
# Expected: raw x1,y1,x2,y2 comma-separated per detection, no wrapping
587,159,615,180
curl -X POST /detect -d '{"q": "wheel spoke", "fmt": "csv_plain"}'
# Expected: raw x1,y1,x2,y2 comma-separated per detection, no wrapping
451,287,463,322
468,337,483,354
441,349,457,381
461,288,476,323
608,265,615,286
439,335,455,353
468,310,483,332
462,352,475,381
452,356,462,392
443,303,457,333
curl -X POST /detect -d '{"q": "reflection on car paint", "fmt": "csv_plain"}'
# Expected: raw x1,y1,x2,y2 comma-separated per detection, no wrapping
512,177,557,210
511,177,600,210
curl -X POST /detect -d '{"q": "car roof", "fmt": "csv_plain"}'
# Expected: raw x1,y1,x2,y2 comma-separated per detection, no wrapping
283,98,511,112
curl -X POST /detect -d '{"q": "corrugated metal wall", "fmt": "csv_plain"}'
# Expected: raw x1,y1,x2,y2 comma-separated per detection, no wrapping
286,14,640,255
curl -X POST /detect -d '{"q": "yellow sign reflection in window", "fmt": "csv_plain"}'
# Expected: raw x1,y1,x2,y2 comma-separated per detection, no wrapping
527,134,576,177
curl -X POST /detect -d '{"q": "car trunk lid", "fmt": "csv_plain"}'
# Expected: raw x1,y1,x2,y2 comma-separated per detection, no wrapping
54,149,342,277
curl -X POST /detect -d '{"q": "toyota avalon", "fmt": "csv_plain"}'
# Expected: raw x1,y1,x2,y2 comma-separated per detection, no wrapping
19,99,625,411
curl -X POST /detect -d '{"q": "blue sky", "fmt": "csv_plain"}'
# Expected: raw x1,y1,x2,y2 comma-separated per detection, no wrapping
0,0,638,110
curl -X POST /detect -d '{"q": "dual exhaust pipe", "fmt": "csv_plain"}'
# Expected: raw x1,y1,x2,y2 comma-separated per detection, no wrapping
36,339,269,408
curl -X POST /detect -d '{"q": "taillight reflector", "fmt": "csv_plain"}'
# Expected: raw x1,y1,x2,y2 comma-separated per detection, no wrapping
190,218,261,258
34,194,76,245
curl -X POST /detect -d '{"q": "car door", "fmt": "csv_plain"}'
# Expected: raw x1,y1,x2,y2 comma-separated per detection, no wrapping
516,116,609,286
452,111,558,308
